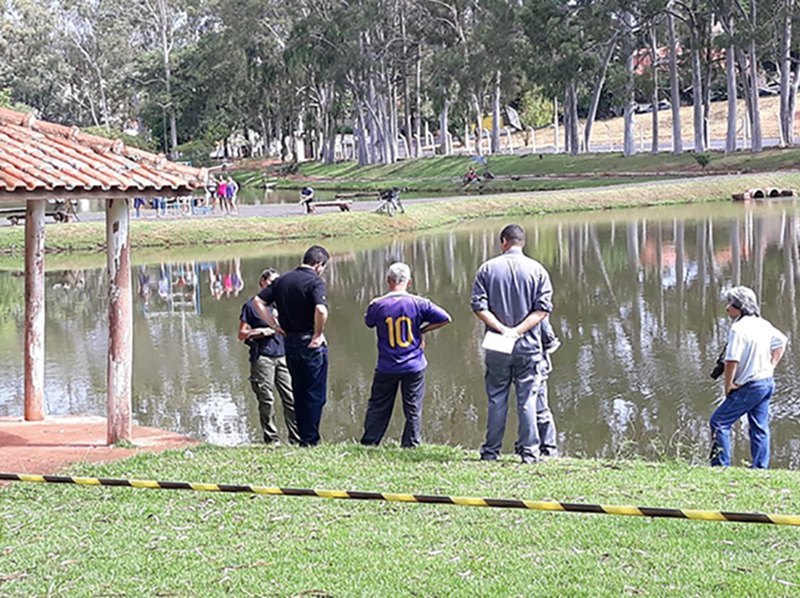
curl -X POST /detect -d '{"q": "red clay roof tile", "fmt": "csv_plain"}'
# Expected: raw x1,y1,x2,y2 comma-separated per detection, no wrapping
0,107,207,196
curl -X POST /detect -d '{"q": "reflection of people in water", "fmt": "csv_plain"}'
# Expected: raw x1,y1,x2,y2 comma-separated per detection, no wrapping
209,263,224,300
223,269,233,297
138,265,151,309
179,263,196,288
158,264,170,300
232,257,244,297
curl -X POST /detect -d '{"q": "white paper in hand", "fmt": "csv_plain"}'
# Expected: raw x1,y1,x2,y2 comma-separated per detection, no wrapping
482,330,516,354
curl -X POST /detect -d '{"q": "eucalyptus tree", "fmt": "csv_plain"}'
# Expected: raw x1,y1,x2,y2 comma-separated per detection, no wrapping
0,0,72,120
419,0,476,156
722,0,765,151
57,0,140,129
129,0,206,156
710,0,741,152
761,0,800,144
522,0,625,155
471,0,526,154
666,3,684,153
669,0,714,152
776,0,796,144
522,0,585,155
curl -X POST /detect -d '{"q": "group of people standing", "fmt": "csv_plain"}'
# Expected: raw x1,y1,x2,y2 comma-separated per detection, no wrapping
238,225,561,461
238,223,788,469
206,174,239,214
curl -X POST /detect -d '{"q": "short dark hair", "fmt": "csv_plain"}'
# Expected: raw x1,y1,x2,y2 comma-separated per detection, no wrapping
303,245,330,267
500,224,525,245
259,267,279,282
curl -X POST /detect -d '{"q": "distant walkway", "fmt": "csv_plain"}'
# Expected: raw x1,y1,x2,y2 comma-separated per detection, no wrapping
1,170,789,228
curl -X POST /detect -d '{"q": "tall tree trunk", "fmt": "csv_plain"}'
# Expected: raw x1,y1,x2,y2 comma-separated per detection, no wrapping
736,46,754,147
650,25,659,155
440,97,452,156
415,51,422,156
491,70,501,153
702,15,714,149
749,37,763,152
473,93,483,157
790,62,800,142
725,36,737,152
153,0,178,156
400,5,414,158
779,0,795,145
667,11,683,155
691,31,705,152
623,14,636,157
585,32,619,151
354,100,370,166
563,88,572,155
567,82,579,156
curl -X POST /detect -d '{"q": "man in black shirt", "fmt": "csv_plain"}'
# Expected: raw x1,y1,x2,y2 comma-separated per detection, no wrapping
254,246,330,446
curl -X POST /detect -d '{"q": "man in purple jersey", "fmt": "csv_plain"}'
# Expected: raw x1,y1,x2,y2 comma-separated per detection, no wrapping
361,262,452,448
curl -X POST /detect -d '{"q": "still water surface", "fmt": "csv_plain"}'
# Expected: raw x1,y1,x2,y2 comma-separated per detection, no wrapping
1,202,798,467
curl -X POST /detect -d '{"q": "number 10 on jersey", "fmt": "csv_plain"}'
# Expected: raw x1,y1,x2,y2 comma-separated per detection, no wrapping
385,316,414,348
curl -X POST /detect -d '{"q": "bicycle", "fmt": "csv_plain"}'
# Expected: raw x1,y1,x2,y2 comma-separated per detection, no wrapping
375,188,404,217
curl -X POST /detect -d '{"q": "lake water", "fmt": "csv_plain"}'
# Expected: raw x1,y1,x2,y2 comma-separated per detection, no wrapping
1,201,798,468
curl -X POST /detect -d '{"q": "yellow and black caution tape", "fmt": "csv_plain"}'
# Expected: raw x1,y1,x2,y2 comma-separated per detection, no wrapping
2,472,799,526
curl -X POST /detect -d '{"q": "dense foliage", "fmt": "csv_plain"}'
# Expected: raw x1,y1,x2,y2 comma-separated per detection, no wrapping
2,0,799,163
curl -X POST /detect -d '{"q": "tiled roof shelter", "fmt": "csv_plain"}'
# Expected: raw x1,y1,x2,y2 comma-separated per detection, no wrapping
0,106,207,445
0,107,205,199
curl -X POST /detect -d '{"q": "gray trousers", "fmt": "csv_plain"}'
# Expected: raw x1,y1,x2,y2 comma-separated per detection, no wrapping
535,378,558,457
250,355,300,444
481,351,554,462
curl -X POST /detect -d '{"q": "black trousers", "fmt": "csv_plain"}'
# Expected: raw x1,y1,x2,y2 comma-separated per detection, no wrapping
361,369,426,448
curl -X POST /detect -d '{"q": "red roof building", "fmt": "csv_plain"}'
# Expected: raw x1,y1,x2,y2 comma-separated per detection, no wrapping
0,107,207,445
0,107,205,199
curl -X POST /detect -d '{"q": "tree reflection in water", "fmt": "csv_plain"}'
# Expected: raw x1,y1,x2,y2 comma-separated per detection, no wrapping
0,202,797,467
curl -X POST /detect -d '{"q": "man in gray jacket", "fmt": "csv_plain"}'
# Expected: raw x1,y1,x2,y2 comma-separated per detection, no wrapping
471,224,554,464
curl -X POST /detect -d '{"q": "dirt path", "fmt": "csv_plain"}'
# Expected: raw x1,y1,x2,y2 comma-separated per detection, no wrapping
0,415,197,475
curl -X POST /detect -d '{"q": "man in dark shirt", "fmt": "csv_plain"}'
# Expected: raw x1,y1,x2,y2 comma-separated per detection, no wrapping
254,246,330,446
238,268,299,445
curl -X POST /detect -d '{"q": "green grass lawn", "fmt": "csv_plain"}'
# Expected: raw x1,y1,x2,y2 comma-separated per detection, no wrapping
279,147,800,181
237,147,800,196
1,444,799,597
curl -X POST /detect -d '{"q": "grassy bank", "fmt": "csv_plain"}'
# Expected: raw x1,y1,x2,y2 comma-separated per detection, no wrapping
236,147,800,196
2,173,799,261
1,444,798,597
294,147,800,179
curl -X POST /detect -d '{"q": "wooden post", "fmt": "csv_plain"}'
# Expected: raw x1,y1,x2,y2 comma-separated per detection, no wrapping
106,198,132,444
24,199,46,421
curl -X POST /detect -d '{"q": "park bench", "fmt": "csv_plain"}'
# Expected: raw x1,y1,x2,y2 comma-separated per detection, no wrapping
1,204,75,225
305,200,353,214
